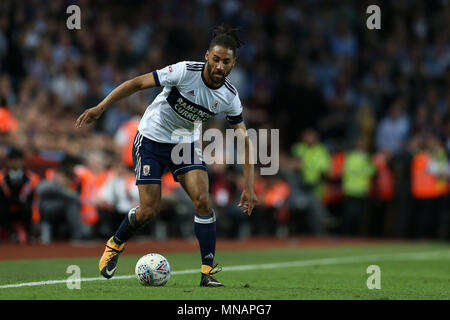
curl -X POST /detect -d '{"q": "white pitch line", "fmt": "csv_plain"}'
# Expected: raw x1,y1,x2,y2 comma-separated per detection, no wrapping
1,250,449,289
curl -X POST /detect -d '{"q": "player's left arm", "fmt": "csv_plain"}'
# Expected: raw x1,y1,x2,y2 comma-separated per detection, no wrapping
230,120,258,215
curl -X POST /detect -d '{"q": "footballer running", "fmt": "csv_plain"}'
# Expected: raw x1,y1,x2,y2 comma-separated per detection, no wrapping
75,25,258,287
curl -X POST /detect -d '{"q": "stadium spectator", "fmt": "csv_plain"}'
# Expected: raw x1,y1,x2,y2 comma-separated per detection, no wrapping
341,139,376,235
345,103,376,151
36,156,87,243
97,161,138,238
322,142,346,234
51,59,87,108
209,162,243,238
391,134,421,238
263,174,291,237
410,133,449,239
375,98,411,155
0,147,39,243
114,115,140,168
411,104,431,136
74,157,99,233
0,104,18,134
291,128,330,234
368,149,396,237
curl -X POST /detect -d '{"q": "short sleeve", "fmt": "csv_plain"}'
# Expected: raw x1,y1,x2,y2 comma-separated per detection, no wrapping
153,61,186,87
225,94,244,124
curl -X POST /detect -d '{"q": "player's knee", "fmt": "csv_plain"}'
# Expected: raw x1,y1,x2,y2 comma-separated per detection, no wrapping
192,193,211,214
136,204,159,224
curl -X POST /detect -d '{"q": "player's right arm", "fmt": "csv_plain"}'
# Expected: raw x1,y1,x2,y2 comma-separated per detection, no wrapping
75,72,157,128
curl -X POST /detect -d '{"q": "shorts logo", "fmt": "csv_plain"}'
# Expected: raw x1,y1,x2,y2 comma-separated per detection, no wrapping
143,165,151,176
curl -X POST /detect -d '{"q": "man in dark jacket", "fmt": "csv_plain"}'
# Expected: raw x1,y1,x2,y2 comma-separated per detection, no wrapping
0,147,39,243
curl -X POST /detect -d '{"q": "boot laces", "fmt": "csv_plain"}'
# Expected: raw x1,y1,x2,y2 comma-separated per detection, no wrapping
208,263,222,276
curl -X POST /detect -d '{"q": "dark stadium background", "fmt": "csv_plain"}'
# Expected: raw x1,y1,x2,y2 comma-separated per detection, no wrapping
0,0,449,244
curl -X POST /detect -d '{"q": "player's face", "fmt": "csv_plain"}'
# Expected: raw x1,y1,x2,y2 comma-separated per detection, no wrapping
205,45,235,85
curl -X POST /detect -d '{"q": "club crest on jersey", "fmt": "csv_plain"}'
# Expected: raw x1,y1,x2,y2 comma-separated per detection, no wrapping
143,165,151,176
212,101,219,110
169,65,173,72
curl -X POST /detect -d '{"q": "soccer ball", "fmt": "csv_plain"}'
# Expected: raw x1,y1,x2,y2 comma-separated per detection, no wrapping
135,253,171,286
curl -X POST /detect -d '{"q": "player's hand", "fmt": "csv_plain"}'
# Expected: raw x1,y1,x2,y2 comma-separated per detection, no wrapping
238,187,258,216
75,106,104,128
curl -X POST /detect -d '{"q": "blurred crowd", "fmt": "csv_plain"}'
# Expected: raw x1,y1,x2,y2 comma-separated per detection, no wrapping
1,0,450,244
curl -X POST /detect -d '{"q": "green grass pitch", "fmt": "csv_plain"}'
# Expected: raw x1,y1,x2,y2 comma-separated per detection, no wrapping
0,242,449,300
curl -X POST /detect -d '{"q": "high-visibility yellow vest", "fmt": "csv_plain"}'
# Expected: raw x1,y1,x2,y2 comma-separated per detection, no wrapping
342,151,375,197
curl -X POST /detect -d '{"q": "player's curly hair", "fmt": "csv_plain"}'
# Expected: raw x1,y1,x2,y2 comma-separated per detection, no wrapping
209,24,243,56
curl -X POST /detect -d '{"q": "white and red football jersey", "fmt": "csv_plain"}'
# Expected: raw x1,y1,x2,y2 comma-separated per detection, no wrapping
138,61,243,143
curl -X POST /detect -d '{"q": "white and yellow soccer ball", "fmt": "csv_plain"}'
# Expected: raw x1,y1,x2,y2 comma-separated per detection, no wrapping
135,253,171,286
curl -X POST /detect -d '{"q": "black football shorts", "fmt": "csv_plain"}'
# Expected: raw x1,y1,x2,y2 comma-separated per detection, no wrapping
132,131,206,185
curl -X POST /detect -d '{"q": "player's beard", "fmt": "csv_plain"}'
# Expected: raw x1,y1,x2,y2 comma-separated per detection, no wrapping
206,62,228,85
